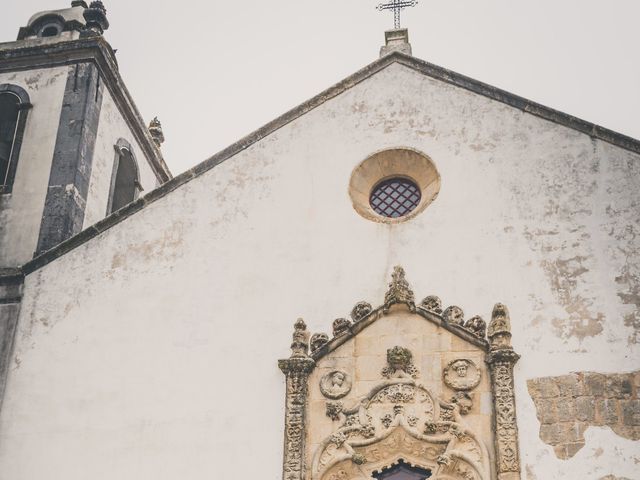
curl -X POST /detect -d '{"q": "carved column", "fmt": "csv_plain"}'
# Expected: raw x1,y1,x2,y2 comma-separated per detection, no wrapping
486,304,521,480
279,319,315,480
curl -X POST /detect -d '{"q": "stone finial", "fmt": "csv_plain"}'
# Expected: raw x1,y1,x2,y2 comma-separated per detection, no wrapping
148,117,165,147
332,318,351,337
384,265,415,311
289,318,310,358
420,295,443,314
442,306,464,326
83,1,109,35
465,315,487,339
488,303,512,350
380,29,412,57
310,333,329,353
351,301,372,322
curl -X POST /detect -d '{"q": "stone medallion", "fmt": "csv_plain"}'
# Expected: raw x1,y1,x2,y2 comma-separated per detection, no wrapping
320,370,352,399
443,359,481,391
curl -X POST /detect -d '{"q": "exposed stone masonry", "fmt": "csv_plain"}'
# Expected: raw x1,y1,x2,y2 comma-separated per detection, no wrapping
527,371,640,459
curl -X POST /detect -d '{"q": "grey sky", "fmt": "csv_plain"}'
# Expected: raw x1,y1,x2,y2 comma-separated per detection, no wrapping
3,1,639,175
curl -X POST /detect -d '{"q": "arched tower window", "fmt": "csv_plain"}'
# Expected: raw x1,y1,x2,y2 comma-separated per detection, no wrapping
0,84,31,194
33,15,65,39
107,139,142,214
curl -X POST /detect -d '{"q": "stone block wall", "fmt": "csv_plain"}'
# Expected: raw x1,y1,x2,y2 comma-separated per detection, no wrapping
527,371,640,459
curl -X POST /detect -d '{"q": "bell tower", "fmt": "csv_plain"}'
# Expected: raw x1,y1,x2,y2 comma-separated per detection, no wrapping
0,1,171,269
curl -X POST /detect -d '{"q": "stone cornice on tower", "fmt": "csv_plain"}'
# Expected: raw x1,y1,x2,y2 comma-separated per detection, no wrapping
0,36,172,184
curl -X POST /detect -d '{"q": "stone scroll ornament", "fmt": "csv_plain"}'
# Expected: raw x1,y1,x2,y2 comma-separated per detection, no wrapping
279,319,315,480
486,303,522,480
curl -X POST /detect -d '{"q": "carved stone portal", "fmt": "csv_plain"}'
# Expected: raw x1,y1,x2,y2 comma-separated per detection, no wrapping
279,267,522,480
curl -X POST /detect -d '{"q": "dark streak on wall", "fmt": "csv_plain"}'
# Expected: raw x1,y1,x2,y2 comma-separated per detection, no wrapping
36,62,104,255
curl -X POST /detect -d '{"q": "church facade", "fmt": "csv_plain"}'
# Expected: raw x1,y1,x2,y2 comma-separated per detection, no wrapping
0,2,638,480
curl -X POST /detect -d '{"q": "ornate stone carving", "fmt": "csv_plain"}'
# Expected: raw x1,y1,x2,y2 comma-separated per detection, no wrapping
384,266,416,311
450,391,473,415
443,359,481,391
381,413,393,428
381,346,420,379
326,401,343,421
83,0,109,35
351,301,373,322
424,422,438,435
312,376,491,480
442,306,465,326
320,371,352,399
332,318,351,337
310,333,329,353
279,319,315,480
486,304,522,480
465,315,487,338
280,271,520,480
488,303,511,349
420,295,443,314
148,116,165,147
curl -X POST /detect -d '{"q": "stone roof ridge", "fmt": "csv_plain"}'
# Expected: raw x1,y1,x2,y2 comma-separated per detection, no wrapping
308,265,492,360
21,51,640,276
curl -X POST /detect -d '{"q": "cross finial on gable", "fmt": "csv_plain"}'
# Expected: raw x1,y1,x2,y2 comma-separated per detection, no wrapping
376,0,418,30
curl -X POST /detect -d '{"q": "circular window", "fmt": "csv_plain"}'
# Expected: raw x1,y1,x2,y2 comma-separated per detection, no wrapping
349,148,440,223
370,177,421,218
40,24,62,37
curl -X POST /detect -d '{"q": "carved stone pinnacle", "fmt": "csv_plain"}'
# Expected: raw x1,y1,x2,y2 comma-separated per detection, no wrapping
148,117,165,147
384,266,415,311
289,318,310,359
83,0,109,34
488,303,513,350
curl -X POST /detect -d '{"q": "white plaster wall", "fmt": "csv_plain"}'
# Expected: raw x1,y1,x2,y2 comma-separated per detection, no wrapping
83,86,158,228
0,63,638,479
0,66,68,267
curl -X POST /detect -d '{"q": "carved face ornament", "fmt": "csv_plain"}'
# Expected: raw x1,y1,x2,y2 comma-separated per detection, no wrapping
443,359,481,391
387,346,412,370
452,361,468,377
320,370,352,399
331,372,345,387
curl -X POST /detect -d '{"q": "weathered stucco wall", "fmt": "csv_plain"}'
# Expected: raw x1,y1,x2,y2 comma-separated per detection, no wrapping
0,62,638,479
0,66,67,266
84,87,158,227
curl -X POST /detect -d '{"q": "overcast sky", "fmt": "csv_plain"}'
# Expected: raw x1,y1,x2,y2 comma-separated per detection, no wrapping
3,1,640,175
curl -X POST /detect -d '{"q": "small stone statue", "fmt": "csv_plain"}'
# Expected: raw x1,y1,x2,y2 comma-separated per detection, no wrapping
148,117,165,147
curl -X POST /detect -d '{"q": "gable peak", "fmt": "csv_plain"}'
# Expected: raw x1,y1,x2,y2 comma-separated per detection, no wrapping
380,28,412,57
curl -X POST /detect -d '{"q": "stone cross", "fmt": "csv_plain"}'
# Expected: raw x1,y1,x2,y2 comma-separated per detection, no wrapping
376,0,418,29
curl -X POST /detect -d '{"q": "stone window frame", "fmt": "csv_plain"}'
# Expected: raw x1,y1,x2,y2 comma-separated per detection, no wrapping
106,138,143,215
279,267,523,480
348,148,440,225
0,84,32,195
32,14,66,38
